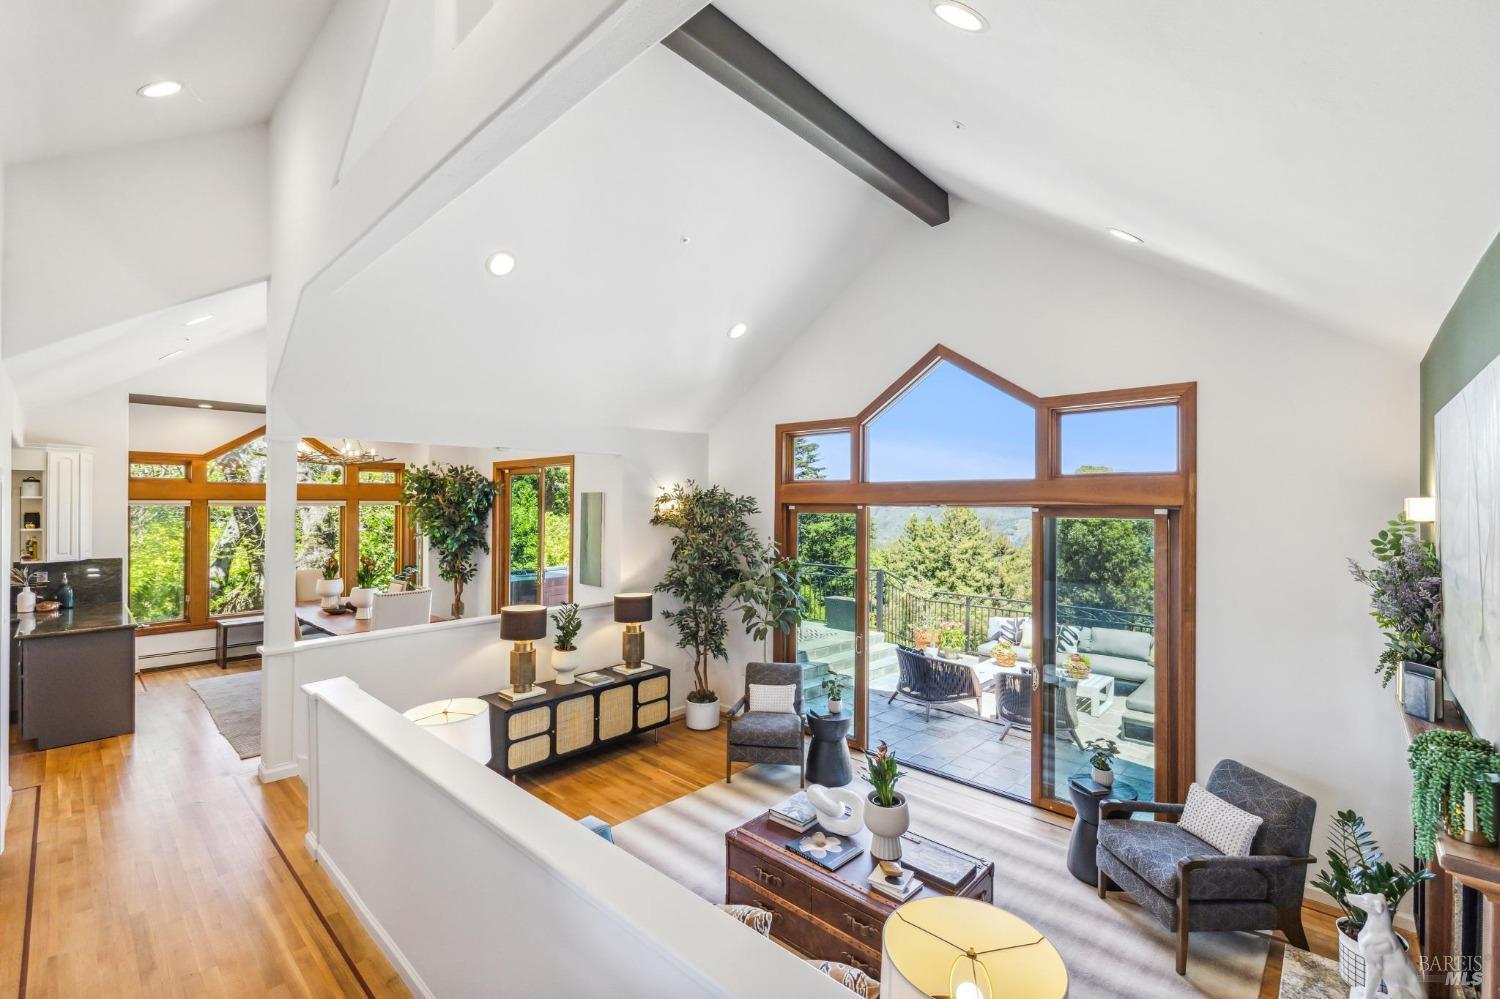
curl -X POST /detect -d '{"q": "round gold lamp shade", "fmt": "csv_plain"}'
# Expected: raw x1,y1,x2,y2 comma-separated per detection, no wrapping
880,897,1067,999
500,604,548,692
614,593,652,669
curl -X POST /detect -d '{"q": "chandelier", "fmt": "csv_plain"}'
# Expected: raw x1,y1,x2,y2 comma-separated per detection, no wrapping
299,438,387,464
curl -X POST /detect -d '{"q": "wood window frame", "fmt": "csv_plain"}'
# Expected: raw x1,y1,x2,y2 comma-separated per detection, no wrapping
771,343,1197,810
127,429,408,636
492,456,576,610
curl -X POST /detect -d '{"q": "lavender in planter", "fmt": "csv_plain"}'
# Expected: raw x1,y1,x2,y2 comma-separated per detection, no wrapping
1348,515,1441,687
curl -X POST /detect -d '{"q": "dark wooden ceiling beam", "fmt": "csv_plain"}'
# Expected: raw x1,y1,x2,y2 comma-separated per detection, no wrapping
664,5,950,227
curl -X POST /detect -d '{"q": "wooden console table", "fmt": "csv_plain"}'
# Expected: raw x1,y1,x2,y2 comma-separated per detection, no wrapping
725,812,994,978
481,665,670,779
1401,704,1500,999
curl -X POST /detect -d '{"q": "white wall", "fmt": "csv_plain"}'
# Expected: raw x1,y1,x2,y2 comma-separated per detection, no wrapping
2,125,269,356
303,676,845,998
709,201,1420,864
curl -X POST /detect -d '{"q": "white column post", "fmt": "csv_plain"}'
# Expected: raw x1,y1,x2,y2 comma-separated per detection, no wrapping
258,430,302,782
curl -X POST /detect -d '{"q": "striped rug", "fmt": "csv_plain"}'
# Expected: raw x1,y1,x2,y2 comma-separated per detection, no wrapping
614,764,1269,998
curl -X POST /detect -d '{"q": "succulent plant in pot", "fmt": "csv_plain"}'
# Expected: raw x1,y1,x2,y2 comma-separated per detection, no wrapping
550,602,583,685
862,741,909,862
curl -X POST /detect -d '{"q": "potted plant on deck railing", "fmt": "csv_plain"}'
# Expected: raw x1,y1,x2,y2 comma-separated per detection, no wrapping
1348,514,1442,690
1310,809,1431,988
550,602,582,685
403,463,498,619
652,482,766,731
316,555,342,609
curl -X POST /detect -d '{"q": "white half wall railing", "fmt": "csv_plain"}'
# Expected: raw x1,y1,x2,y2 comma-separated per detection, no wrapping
303,676,845,998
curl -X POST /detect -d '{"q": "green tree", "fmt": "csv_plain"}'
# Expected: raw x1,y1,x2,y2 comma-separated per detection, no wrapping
792,437,824,479
128,505,187,622
1055,517,1154,612
876,507,1028,599
357,503,398,591
209,505,266,613
404,463,498,618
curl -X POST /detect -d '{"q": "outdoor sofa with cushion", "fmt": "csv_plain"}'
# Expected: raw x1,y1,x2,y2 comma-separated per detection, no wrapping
979,618,1153,693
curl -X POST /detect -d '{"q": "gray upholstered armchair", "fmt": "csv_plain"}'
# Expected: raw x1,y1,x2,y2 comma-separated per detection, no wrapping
725,662,805,785
1096,759,1316,975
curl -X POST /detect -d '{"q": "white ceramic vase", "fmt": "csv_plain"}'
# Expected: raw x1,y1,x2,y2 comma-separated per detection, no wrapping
1092,766,1115,788
347,587,376,620
685,696,720,731
552,647,578,685
865,793,910,861
15,585,35,614
315,577,343,609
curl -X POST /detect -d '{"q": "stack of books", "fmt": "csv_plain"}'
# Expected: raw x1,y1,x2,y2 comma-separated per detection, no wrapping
868,863,921,902
769,791,818,833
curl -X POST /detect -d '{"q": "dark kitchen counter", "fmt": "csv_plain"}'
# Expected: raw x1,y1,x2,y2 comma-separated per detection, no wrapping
14,602,136,639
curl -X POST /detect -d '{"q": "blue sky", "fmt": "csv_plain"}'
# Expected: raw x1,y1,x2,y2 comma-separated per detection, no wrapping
1059,405,1177,473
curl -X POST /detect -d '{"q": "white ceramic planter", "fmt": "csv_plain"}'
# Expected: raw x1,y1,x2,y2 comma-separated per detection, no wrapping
315,577,343,609
15,586,35,614
1092,766,1116,788
347,587,376,620
865,793,910,861
552,648,578,685
828,698,844,715
685,697,721,731
1337,916,1408,992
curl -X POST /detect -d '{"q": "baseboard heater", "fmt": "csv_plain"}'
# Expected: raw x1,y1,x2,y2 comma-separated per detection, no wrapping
137,640,259,672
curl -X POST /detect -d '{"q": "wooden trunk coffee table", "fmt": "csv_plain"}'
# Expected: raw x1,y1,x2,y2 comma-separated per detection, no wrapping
725,812,995,979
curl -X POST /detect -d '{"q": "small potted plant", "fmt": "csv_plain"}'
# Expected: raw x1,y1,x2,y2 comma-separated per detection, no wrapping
348,554,380,620
11,567,37,614
551,602,583,685
822,676,847,715
1409,728,1500,858
1311,809,1431,988
910,625,933,652
316,555,343,609
1086,738,1120,788
1064,651,1092,680
937,620,965,656
862,741,909,861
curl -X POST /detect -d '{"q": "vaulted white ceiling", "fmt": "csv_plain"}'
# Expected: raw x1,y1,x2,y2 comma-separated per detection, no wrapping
0,0,334,162
717,0,1500,352
276,44,912,434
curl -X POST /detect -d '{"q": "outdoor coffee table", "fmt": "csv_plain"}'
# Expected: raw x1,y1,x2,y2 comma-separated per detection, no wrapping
1075,672,1115,717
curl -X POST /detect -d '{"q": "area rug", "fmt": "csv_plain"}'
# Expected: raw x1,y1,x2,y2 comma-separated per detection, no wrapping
1277,943,1346,997
188,670,261,759
613,765,1270,998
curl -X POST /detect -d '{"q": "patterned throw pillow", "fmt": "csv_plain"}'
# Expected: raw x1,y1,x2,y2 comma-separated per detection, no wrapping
806,960,880,998
718,904,773,936
1179,782,1263,856
748,683,797,713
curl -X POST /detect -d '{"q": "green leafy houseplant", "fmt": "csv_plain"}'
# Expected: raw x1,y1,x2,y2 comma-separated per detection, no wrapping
821,676,847,703
1348,514,1442,686
1311,809,1431,939
1409,728,1500,859
403,463,498,619
1086,738,1120,772
729,547,807,661
862,741,907,807
321,555,340,581
551,602,582,652
652,482,766,704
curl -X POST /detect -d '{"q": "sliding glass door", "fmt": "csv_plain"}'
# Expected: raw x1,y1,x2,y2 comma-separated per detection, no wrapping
789,507,865,743
1035,509,1170,808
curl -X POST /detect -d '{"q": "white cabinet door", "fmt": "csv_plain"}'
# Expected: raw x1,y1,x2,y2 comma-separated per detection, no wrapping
45,449,78,561
78,450,95,559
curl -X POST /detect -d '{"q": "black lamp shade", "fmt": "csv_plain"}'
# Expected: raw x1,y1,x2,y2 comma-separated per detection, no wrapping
614,592,653,624
499,604,548,641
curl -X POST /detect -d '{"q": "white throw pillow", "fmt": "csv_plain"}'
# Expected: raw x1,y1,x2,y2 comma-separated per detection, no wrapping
1179,783,1263,857
748,683,797,713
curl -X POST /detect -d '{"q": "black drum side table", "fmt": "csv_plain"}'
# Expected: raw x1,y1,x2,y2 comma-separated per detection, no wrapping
805,711,854,787
1066,774,1140,884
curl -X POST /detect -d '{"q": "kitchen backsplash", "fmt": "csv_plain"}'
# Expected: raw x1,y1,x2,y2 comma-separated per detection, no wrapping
12,558,124,607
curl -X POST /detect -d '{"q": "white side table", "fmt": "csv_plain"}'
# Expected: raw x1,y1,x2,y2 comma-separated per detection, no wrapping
403,697,492,764
1075,673,1115,717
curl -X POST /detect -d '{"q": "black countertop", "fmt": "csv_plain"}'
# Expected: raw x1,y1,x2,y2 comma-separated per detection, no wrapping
14,602,136,640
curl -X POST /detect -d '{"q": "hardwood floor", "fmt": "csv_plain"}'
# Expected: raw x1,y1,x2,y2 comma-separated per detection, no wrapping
4,662,1348,997
2,661,406,998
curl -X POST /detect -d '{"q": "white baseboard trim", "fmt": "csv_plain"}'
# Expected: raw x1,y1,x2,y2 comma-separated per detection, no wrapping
257,759,300,784
313,840,435,999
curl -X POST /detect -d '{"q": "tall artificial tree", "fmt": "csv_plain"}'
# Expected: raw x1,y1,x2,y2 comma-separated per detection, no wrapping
403,463,498,618
652,482,765,702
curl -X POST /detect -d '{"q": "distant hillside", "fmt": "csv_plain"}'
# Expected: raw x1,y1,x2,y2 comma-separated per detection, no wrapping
870,505,1031,546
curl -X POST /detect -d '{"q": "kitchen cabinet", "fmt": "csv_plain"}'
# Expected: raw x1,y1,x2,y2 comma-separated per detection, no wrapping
43,446,94,563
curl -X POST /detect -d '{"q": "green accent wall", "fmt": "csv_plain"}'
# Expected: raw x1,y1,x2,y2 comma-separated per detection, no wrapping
1421,230,1500,494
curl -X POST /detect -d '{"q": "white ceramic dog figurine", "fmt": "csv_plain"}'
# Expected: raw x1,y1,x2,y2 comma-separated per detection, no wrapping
1347,891,1423,999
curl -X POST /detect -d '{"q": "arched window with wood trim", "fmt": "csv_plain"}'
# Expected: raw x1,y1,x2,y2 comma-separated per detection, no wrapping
774,344,1196,817
127,428,411,634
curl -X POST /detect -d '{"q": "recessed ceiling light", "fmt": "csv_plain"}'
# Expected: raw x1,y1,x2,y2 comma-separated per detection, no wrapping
158,349,183,361
1106,227,1143,244
931,1,988,32
184,314,214,327
197,403,214,409
485,251,516,276
727,322,749,340
137,80,183,99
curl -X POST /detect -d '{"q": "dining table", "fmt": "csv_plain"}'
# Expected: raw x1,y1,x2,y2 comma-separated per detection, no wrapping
294,599,445,637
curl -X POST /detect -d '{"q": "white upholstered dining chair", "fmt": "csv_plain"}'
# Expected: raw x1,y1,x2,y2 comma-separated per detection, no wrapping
370,588,434,630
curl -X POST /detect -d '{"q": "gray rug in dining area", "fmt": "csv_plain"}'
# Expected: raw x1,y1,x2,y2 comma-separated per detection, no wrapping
188,670,262,759
612,764,1270,998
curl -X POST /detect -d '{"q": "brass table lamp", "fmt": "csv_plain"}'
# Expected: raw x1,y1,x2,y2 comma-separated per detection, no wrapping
500,604,548,693
614,592,653,669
